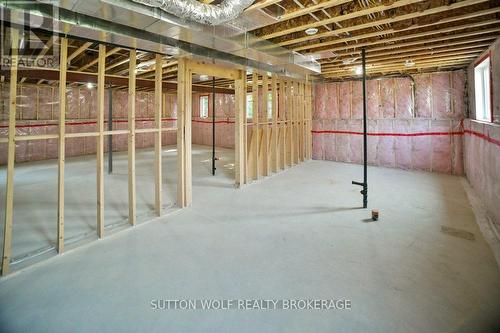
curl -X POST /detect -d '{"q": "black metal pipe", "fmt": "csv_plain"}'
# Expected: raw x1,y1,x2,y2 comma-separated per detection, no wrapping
108,88,113,174
352,48,368,208
212,77,216,176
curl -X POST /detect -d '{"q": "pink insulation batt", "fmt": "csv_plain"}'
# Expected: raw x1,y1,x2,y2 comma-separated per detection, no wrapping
463,119,500,227
312,70,466,175
0,86,180,165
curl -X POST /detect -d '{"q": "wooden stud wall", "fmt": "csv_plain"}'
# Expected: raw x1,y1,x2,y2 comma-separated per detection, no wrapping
0,48,312,275
1,28,19,275
244,72,312,183
0,38,176,276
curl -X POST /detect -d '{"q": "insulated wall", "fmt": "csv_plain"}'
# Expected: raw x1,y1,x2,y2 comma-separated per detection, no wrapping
0,85,177,165
465,37,500,229
191,92,235,148
312,70,466,175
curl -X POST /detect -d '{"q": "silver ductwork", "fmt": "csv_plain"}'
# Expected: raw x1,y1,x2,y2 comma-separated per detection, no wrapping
0,0,320,76
131,0,254,26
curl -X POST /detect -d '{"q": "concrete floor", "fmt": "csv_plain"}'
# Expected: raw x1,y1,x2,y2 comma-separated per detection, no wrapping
1,145,500,332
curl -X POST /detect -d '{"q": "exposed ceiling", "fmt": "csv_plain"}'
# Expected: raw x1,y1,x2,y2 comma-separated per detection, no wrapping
3,0,499,89
249,0,500,80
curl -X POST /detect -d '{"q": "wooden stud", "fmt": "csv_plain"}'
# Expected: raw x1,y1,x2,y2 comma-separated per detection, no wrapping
285,78,291,167
1,28,19,275
298,82,305,162
96,43,105,238
56,37,68,254
271,74,278,173
251,72,259,180
154,54,163,215
262,73,269,176
128,49,137,225
176,58,192,207
279,77,286,170
290,80,296,165
235,70,246,187
185,65,193,205
306,81,313,160
177,58,187,207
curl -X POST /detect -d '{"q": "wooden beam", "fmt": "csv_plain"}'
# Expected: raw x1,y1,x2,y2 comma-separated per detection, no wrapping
322,50,482,72
294,15,499,52
1,28,19,276
188,60,239,80
322,53,479,75
105,57,130,72
34,36,55,63
322,43,492,68
300,19,499,53
323,59,473,78
262,0,422,40
128,49,137,225
57,37,68,253
68,41,93,63
154,54,163,215
0,68,236,94
279,0,495,48
96,43,105,238
78,47,122,71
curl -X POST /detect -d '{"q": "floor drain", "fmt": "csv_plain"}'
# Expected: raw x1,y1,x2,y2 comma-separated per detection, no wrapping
440,226,475,241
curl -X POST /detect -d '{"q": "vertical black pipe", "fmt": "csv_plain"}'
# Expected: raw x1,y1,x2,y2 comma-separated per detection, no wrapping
108,88,113,174
352,48,368,208
361,48,368,208
212,77,216,176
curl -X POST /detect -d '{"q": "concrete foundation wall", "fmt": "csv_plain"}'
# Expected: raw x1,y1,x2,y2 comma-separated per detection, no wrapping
312,70,467,175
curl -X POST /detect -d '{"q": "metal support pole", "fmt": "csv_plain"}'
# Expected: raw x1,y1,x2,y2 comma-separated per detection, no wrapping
108,88,113,174
352,48,368,208
212,77,216,176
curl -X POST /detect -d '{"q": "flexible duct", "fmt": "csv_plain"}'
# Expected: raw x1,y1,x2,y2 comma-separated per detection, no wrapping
131,0,255,26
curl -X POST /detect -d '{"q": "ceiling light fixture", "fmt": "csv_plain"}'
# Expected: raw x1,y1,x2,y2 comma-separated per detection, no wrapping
354,66,363,75
86,82,93,89
305,27,318,35
404,60,415,67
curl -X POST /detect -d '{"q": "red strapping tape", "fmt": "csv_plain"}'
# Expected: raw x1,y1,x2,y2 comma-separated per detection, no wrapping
311,129,500,147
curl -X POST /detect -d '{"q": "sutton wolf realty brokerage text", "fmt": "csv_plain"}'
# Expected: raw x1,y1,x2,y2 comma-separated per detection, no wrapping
150,299,352,310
